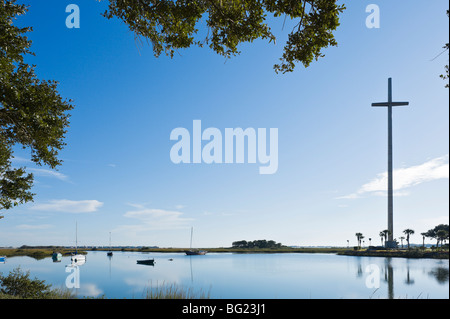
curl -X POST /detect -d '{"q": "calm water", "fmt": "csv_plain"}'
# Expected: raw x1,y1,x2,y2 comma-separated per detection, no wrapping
0,251,448,299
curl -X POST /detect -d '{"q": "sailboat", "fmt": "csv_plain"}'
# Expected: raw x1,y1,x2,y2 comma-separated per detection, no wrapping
107,232,113,256
185,227,207,256
70,222,86,265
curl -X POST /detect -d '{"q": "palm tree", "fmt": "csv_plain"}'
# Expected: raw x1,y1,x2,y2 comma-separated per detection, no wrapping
380,230,391,248
436,230,448,250
379,231,385,247
399,236,405,249
355,233,363,249
403,229,415,249
420,232,427,249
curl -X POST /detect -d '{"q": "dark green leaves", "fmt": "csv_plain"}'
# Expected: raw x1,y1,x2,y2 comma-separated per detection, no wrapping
0,0,74,212
103,0,345,73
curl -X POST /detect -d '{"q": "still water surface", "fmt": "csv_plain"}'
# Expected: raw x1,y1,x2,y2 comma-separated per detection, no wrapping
0,251,448,299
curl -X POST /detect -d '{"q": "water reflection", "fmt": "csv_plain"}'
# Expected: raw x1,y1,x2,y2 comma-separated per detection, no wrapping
354,256,450,299
357,261,363,278
429,267,449,284
404,260,414,285
383,258,394,299
108,254,112,278
1,252,448,299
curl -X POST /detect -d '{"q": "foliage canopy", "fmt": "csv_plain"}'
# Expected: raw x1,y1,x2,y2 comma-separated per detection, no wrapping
0,0,74,213
103,0,346,73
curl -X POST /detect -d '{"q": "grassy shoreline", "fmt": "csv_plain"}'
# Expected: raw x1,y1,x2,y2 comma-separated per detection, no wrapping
1,246,448,259
0,248,87,260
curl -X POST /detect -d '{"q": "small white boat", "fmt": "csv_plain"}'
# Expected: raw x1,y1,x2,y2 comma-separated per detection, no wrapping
69,222,86,265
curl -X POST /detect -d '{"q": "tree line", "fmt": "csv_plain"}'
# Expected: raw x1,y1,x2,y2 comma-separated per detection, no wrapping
354,224,449,250
232,240,284,249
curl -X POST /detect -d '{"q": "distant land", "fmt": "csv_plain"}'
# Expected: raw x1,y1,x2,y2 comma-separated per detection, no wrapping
0,244,442,249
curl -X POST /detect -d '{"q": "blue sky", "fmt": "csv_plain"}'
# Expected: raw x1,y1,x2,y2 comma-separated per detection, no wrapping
1,0,448,248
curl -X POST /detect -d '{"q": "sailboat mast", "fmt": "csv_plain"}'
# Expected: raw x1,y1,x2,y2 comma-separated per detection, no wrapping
75,222,78,254
190,227,193,249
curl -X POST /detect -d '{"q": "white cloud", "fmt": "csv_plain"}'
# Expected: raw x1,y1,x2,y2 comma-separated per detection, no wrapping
16,224,53,230
31,199,103,213
123,206,193,230
337,155,449,199
28,168,69,181
77,283,103,298
11,156,31,163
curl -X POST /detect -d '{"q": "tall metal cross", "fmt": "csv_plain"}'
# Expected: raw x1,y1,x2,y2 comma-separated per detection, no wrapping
372,78,409,248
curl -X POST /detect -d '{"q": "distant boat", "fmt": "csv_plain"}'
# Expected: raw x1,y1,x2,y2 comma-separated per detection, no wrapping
0,256,6,263
185,250,207,256
52,252,62,262
185,227,207,256
70,222,86,265
136,258,155,266
107,232,113,256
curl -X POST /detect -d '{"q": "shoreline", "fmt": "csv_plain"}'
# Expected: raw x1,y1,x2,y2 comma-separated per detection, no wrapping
1,247,448,260
337,249,449,259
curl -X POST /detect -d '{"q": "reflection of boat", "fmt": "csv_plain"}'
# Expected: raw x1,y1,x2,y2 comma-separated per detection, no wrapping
52,252,62,262
185,227,207,256
137,259,155,266
68,258,86,266
0,256,6,263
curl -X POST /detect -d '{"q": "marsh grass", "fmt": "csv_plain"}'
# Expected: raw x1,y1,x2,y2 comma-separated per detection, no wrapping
143,281,211,299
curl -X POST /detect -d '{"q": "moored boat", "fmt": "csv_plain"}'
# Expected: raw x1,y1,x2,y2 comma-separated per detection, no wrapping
107,232,113,256
185,250,207,256
52,252,62,262
137,258,155,266
70,222,86,265
185,227,207,256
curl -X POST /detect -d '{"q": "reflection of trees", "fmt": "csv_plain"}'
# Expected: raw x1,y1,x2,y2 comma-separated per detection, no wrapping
404,261,414,285
428,267,449,284
354,257,363,278
404,269,415,285
357,263,363,278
